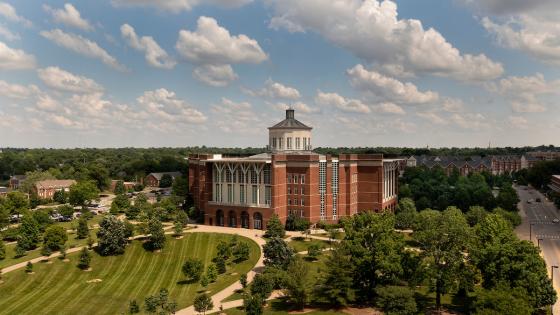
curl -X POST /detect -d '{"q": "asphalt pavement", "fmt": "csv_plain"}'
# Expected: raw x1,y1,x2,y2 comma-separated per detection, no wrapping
515,185,560,314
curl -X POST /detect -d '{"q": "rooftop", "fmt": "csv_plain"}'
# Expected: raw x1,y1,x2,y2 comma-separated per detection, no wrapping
268,109,312,130
35,179,76,189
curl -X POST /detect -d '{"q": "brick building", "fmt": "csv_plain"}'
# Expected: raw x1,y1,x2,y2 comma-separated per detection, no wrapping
550,175,560,194
9,175,26,190
188,109,401,229
145,172,182,187
34,180,76,199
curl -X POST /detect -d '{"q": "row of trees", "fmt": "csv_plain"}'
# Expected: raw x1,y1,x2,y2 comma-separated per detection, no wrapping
400,167,519,212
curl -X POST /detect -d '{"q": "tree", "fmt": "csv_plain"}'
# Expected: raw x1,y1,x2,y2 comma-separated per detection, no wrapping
265,214,285,238
315,244,355,306
17,215,40,250
193,293,213,315
0,239,5,260
114,181,126,195
159,174,173,188
124,219,135,238
126,205,141,220
342,211,405,301
263,237,294,270
96,215,128,256
182,258,204,282
25,261,33,273
128,300,140,314
495,185,520,212
471,286,532,315
1,191,29,215
395,198,417,229
144,295,159,314
172,176,189,198
215,255,226,274
375,286,418,315
69,181,99,208
173,221,183,236
111,194,130,214
147,217,166,251
233,242,250,262
58,204,74,218
215,241,231,260
413,207,471,309
466,206,488,227
53,190,67,204
250,273,274,300
77,218,89,239
32,210,53,232
243,294,263,315
87,233,94,249
176,210,188,226
60,245,67,260
200,274,209,288
240,273,248,289
283,257,309,309
203,264,216,283
14,243,26,258
78,247,91,270
42,225,68,253
306,243,322,260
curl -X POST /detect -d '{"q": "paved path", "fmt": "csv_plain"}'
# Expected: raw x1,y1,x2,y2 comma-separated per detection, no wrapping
177,225,266,315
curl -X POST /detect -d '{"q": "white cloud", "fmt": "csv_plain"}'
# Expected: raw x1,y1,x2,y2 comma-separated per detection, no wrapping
244,79,301,100
0,41,35,69
315,91,370,114
111,0,253,13
192,64,238,87
176,16,267,65
121,24,176,69
0,80,39,99
508,115,529,129
0,24,19,41
36,94,59,111
211,98,261,133
442,98,464,113
462,0,558,15
0,2,32,27
267,0,503,81
417,112,448,125
486,73,560,113
372,102,405,115
38,67,104,94
137,88,207,124
450,113,489,130
40,29,126,71
347,64,438,104
44,3,94,32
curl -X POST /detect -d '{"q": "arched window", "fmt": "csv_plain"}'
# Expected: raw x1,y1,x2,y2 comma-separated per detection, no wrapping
216,209,224,226
241,211,249,229
228,211,237,228
253,212,263,230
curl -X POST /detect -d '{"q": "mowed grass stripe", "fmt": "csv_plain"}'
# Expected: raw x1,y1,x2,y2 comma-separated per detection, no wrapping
0,233,259,315
86,242,145,315
54,251,119,313
1,259,70,314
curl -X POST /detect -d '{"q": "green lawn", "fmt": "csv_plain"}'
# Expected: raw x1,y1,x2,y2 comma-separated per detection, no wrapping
0,233,260,315
225,299,341,315
289,238,331,253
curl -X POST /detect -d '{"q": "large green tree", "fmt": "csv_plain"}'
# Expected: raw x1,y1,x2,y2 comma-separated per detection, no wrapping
263,237,294,270
413,207,471,309
69,181,99,208
96,215,127,256
315,243,355,306
17,215,41,250
42,225,68,253
283,256,309,309
146,217,166,251
264,214,285,238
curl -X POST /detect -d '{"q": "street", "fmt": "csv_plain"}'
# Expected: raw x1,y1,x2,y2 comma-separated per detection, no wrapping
515,185,560,314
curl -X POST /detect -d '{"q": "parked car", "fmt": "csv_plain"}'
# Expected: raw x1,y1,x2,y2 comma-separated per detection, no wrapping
553,218,559,223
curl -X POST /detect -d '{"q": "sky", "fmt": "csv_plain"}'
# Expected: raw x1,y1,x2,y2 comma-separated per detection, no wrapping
0,0,559,149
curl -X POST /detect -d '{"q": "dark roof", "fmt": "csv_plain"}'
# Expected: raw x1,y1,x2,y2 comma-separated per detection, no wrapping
147,172,182,180
10,175,26,181
268,109,312,130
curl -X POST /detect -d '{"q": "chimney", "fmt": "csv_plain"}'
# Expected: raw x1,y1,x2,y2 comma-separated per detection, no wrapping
286,108,295,119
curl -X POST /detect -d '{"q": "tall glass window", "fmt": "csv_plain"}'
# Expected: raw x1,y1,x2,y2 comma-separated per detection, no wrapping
239,184,245,203
265,186,271,205
227,184,233,203
252,185,258,204
296,137,300,150
287,137,292,149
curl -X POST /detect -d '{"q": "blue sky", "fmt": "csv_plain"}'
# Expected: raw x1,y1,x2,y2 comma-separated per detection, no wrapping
0,0,559,148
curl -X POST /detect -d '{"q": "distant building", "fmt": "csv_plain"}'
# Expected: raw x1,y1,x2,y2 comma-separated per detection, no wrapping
526,151,560,161
9,175,26,190
410,155,530,176
110,180,138,192
34,180,77,199
189,109,402,229
550,175,560,194
0,186,8,197
145,172,182,187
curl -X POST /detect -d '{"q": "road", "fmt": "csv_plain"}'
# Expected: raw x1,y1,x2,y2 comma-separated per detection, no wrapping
515,185,560,314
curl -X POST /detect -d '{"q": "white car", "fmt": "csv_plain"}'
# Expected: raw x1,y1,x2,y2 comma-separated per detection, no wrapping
553,219,559,224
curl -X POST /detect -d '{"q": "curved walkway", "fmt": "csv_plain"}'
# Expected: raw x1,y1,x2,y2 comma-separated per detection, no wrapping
177,225,266,315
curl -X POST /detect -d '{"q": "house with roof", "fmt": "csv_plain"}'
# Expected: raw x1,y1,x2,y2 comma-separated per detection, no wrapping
34,179,77,199
9,175,26,190
145,172,182,187
0,186,8,197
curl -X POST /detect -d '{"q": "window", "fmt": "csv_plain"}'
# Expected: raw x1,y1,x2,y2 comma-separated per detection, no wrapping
227,184,233,203
303,138,307,149
225,169,232,183
238,171,245,183
288,186,291,195
319,161,326,220
215,184,221,202
296,137,300,150
301,186,304,195
287,174,292,184
293,175,298,184
287,137,292,149
240,185,245,203
263,164,271,184
288,199,292,206
265,186,271,205
294,187,298,195
251,169,258,184
252,185,258,204
301,175,305,184
294,198,298,206
279,138,283,149
301,198,305,206
272,138,277,149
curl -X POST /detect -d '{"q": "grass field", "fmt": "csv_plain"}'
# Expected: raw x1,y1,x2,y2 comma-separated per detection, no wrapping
288,238,331,253
0,233,260,315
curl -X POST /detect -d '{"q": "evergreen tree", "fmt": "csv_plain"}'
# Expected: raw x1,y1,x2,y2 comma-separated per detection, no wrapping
243,294,263,315
283,257,309,309
207,264,218,282
25,261,33,273
182,258,204,282
0,239,5,260
193,293,213,315
240,273,248,289
315,244,355,306
200,274,209,288
215,255,226,274
128,300,140,314
42,225,68,253
77,218,89,239
263,237,294,270
78,247,91,270
233,242,250,262
265,214,285,238
18,215,40,250
114,181,126,195
147,217,166,251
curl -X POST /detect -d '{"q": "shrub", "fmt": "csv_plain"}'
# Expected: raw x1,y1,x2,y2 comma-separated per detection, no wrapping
375,286,417,315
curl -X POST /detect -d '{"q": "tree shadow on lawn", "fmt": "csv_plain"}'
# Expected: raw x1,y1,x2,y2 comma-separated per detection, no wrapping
414,291,470,314
176,279,198,285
